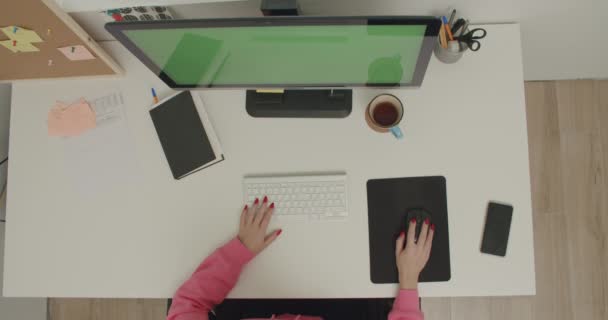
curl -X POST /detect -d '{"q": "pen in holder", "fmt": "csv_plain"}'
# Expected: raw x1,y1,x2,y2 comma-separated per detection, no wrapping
434,12,487,64
434,30,468,64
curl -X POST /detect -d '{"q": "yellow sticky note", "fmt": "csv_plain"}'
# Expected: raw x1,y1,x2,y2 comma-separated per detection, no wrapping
0,40,18,53
256,89,285,93
0,40,39,53
0,26,43,43
58,45,96,61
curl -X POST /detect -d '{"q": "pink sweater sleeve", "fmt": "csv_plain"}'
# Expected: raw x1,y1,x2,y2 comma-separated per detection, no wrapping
167,238,255,320
388,289,424,320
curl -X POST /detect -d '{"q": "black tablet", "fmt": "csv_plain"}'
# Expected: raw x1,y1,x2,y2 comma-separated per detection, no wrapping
149,91,224,179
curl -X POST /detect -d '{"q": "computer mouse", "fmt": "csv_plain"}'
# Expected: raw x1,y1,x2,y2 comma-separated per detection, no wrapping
405,208,432,241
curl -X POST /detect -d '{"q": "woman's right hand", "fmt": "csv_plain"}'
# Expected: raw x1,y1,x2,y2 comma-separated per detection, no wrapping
238,196,281,255
395,218,435,290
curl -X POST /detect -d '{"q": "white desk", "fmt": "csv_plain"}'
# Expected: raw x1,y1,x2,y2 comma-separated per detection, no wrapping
3,24,535,298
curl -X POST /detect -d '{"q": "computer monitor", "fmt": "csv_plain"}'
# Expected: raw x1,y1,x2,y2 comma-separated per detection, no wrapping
106,16,441,89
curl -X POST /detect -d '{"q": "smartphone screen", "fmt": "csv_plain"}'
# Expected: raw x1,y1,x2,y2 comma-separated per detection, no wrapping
480,202,513,257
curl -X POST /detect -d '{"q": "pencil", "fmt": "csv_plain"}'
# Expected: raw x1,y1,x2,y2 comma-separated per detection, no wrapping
439,25,448,49
442,16,454,41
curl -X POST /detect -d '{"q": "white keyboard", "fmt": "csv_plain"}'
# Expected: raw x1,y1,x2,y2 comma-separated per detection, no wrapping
244,174,348,219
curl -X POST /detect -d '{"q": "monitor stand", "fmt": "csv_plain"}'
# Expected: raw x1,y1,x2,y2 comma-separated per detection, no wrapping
245,89,352,118
246,0,353,118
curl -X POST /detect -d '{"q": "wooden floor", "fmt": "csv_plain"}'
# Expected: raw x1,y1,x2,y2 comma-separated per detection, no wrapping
48,80,608,320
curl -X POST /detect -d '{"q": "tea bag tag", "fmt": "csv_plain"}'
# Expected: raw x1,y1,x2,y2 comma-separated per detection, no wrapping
390,126,403,139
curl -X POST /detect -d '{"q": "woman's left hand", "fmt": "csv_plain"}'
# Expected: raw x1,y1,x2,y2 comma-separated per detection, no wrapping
238,196,282,254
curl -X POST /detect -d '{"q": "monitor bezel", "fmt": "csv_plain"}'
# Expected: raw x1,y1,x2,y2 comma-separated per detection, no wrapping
105,16,441,89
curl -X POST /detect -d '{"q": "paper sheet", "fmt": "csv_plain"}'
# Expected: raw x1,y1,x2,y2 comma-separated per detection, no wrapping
0,40,40,53
48,99,96,137
88,91,124,124
57,45,96,61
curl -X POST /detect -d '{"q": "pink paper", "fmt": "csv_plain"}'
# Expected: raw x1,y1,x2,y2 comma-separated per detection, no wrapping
57,45,96,61
48,98,96,137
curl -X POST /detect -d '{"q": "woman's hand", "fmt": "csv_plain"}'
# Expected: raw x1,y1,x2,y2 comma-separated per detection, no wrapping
238,196,282,254
395,218,435,290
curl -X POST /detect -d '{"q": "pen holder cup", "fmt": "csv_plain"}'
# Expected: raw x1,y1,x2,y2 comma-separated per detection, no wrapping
434,36,468,64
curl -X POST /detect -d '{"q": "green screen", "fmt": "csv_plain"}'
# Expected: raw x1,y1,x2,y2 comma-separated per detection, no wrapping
124,25,427,86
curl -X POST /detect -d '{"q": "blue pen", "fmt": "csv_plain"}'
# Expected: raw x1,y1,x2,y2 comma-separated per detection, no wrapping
442,16,454,41
151,88,159,104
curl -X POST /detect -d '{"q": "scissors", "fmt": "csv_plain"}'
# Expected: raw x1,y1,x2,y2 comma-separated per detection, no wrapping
455,28,486,52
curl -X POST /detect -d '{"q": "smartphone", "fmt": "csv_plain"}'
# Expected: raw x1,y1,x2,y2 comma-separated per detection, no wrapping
480,202,513,257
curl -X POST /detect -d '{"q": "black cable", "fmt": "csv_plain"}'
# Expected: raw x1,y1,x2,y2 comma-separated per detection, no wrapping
0,157,6,224
1,157,6,223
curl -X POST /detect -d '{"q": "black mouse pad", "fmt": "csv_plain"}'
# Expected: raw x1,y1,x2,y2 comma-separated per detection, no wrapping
367,176,451,283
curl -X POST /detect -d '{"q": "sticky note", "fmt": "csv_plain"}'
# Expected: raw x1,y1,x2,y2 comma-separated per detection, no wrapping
0,40,40,53
0,26,43,53
48,99,97,137
0,26,43,43
57,45,96,61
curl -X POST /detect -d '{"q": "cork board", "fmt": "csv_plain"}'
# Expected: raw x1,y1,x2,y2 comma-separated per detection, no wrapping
0,0,122,81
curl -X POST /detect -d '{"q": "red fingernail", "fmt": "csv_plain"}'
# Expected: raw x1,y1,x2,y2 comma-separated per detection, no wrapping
276,229,282,236
254,198,259,205
270,202,275,209
410,218,416,224
244,205,248,210
424,218,430,225
399,231,404,237
431,224,436,231
263,196,268,203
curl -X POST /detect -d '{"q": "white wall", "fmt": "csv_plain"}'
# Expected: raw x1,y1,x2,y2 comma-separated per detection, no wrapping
300,0,608,80
1,226,48,320
0,84,47,320
71,0,607,80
